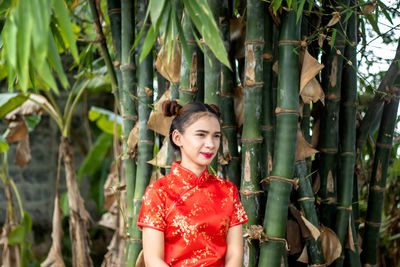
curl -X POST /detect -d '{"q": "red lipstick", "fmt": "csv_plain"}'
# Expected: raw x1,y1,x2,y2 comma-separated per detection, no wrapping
201,152,213,159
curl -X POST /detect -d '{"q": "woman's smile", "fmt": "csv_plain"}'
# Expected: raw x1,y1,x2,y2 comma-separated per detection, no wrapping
200,152,213,159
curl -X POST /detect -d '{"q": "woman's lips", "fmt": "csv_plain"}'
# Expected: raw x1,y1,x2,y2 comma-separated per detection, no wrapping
201,152,213,159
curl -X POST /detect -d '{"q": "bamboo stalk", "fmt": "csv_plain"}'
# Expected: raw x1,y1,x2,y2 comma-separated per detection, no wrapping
107,0,122,87
220,0,240,187
333,4,358,266
120,0,137,265
318,0,350,228
240,0,264,266
361,76,400,265
258,9,299,267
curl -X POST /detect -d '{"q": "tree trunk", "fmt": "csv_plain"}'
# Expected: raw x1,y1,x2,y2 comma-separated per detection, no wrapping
62,138,93,267
259,9,299,267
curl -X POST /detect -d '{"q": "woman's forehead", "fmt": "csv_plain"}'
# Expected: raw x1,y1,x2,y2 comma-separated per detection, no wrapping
185,114,221,131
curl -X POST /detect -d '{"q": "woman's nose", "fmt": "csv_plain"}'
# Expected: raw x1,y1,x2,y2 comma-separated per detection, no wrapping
205,136,215,148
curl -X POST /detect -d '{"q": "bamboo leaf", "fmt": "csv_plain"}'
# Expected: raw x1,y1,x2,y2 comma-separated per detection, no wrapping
377,1,393,24
47,33,69,88
296,0,306,23
52,0,79,61
139,24,158,63
89,106,122,136
272,0,283,13
0,135,9,152
330,29,337,50
149,0,166,23
30,0,51,70
366,14,381,35
0,93,29,118
77,132,113,180
2,17,18,70
286,0,292,9
37,60,59,93
183,0,230,69
174,7,190,67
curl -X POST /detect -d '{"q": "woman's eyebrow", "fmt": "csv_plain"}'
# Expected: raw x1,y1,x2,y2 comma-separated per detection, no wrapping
195,130,222,134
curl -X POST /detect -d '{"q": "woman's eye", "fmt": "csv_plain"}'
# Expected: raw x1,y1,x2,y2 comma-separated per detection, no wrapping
197,133,205,137
214,135,221,138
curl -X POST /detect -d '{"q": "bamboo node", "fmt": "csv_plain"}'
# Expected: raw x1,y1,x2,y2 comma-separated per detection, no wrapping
371,185,385,192
365,221,382,227
310,264,327,267
319,148,338,153
220,92,234,97
120,64,136,71
320,197,336,204
278,40,302,46
108,8,121,15
340,152,356,156
244,40,265,45
230,156,240,160
297,197,315,202
263,53,273,60
126,237,142,242
336,205,352,211
376,142,392,149
178,87,198,93
243,225,289,251
241,137,263,143
222,125,237,129
122,115,138,121
240,189,264,196
186,40,197,44
139,140,155,144
244,81,264,87
261,125,275,130
261,176,299,190
275,107,300,115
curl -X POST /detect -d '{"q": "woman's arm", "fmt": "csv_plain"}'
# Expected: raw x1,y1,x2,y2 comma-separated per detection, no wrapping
225,225,244,267
142,227,169,267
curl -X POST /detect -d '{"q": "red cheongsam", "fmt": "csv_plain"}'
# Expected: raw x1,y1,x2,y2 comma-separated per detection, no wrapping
137,161,248,266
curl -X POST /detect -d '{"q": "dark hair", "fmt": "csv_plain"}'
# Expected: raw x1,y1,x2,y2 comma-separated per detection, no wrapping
162,100,221,150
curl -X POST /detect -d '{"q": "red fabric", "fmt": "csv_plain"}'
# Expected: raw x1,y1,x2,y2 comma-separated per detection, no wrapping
137,161,248,266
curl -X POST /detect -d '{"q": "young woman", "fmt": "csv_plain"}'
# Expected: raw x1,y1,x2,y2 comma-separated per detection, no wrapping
137,101,248,267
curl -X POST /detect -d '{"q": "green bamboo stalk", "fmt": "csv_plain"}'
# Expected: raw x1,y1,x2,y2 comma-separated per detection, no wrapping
178,10,198,105
196,48,205,103
361,76,400,266
219,0,240,187
333,5,358,266
258,9,299,267
260,7,275,191
295,161,325,265
344,213,362,267
318,0,350,228
240,0,264,266
120,0,137,265
165,83,180,175
107,0,122,87
128,1,155,264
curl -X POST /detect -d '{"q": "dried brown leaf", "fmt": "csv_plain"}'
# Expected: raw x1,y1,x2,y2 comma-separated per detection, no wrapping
287,219,302,255
15,134,31,167
313,173,321,195
297,245,309,264
5,118,28,143
364,3,377,15
301,78,325,105
0,223,21,267
147,89,175,136
147,138,168,168
345,216,356,252
273,60,279,74
318,34,326,48
218,133,230,165
289,205,311,239
327,12,340,27
190,53,198,91
311,118,320,148
300,49,324,92
136,250,145,267
155,42,181,83
320,225,342,265
127,122,139,154
5,94,49,120
98,203,118,230
233,86,244,127
327,171,335,193
103,163,119,211
301,215,321,241
244,45,255,86
330,56,338,87
296,127,319,161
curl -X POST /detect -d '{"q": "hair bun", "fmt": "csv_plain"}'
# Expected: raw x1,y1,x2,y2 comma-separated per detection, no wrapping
208,104,221,117
162,100,183,117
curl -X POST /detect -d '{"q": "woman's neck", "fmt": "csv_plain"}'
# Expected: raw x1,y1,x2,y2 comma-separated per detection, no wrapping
179,160,206,177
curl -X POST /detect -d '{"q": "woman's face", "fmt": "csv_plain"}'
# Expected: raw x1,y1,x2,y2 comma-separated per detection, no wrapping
172,115,221,173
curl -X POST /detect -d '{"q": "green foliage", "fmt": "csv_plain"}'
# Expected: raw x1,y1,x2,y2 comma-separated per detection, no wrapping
0,135,9,152
89,106,122,136
0,93,29,118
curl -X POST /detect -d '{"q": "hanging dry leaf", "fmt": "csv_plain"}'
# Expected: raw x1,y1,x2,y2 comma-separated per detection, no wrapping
5,118,28,143
218,133,231,165
98,202,118,230
189,53,198,92
136,250,146,267
311,118,320,148
0,224,21,267
127,122,139,154
41,195,66,267
297,245,309,264
301,78,325,105
296,127,319,161
287,219,303,255
345,216,356,252
320,225,342,265
233,86,244,127
318,34,326,48
149,169,163,184
327,12,341,27
313,173,321,195
301,215,321,241
103,163,120,211
155,42,181,83
300,49,324,92
330,56,338,87
147,89,175,137
15,134,31,167
5,94,50,120
364,3,377,15
147,139,168,168
273,60,279,74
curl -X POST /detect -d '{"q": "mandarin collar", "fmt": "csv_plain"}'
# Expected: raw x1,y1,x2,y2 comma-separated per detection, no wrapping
171,161,211,185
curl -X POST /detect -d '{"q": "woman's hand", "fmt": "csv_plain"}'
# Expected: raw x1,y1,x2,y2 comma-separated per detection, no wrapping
225,225,244,267
142,227,169,267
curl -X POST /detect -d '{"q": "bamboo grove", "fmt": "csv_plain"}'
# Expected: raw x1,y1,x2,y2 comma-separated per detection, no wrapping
0,0,399,266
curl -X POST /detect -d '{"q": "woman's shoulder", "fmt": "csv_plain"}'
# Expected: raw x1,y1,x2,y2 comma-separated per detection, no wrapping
210,174,238,190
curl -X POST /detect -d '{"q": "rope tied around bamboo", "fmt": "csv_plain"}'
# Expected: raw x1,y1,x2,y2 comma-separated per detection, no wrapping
243,225,290,251
261,176,299,190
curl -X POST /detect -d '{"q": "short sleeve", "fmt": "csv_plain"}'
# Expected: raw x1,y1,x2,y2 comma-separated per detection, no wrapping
229,185,248,227
137,184,166,232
